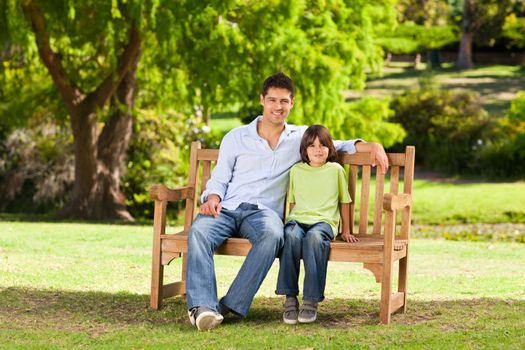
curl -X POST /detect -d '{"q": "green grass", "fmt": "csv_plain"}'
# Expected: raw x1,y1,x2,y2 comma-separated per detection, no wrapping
210,111,243,133
1,221,524,349
412,180,525,224
348,178,525,225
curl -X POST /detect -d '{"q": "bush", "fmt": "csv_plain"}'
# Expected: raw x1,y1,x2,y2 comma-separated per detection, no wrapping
329,97,406,148
0,110,214,220
0,117,74,213
122,110,216,219
474,92,525,179
390,82,491,174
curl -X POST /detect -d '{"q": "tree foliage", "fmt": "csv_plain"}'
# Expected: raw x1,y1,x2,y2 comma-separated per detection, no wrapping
1,0,402,219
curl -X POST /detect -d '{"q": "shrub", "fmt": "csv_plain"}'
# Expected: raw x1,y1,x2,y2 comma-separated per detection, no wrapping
0,110,213,220
0,117,74,213
329,97,406,148
122,110,215,219
474,92,525,179
390,83,491,174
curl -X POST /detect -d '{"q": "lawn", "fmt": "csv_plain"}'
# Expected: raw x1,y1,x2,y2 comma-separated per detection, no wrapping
348,178,525,226
1,221,524,349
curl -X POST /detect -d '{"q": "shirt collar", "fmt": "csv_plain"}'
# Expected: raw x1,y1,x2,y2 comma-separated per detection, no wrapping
244,115,296,139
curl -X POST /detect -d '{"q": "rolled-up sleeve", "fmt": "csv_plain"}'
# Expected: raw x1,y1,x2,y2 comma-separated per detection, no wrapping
333,139,363,154
200,132,237,203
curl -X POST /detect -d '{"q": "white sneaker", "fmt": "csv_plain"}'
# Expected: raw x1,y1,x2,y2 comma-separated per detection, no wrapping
188,307,224,331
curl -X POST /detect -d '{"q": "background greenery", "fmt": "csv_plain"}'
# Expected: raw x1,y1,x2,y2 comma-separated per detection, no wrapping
1,1,525,220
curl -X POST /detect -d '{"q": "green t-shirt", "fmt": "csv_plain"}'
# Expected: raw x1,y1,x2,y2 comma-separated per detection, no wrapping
286,162,351,236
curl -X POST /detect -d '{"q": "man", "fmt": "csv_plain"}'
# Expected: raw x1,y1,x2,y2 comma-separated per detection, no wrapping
186,72,389,330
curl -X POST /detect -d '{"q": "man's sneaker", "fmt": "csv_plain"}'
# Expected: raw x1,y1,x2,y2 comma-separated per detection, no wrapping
283,296,299,325
188,307,224,331
218,302,231,317
298,300,318,323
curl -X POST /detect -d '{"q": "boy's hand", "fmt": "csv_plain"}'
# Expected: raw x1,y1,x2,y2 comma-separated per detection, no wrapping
342,232,359,243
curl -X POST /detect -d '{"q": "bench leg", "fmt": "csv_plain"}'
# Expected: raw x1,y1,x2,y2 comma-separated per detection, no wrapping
398,251,409,313
380,259,393,324
151,200,167,310
151,260,164,309
181,253,187,297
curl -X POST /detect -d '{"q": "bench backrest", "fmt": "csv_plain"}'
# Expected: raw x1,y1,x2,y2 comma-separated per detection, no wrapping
183,141,415,239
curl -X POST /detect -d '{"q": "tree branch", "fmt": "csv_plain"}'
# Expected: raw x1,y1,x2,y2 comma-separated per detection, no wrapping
88,22,141,108
21,1,82,113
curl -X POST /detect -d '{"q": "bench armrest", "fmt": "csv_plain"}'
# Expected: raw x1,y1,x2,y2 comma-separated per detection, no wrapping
383,193,412,211
149,184,194,202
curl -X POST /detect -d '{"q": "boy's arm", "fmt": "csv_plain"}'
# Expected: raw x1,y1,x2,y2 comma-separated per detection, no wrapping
340,202,358,243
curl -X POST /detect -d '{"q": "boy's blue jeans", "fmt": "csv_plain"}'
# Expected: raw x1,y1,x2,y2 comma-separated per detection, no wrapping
186,203,284,317
275,220,334,302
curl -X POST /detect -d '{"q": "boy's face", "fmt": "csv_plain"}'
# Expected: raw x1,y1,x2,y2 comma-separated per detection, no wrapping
260,87,294,127
306,137,329,167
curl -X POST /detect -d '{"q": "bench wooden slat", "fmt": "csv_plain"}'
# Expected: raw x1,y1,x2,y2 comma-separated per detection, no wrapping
359,165,371,234
184,142,200,231
349,165,358,234
401,146,415,239
339,152,406,167
201,160,212,192
197,149,219,160
373,171,385,234
161,234,407,255
390,166,399,195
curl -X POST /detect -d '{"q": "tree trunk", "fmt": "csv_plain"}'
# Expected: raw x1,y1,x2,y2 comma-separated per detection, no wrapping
23,2,142,221
457,0,475,69
414,53,421,69
457,31,474,69
385,52,392,67
94,56,139,221
57,59,138,221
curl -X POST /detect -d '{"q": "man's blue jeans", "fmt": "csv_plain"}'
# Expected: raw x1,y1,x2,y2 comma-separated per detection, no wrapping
186,203,284,317
275,220,334,302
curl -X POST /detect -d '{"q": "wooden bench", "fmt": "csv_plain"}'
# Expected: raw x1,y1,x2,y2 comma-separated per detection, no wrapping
149,141,415,324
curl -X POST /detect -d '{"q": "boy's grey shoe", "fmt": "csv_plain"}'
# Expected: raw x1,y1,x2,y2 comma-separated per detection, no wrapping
283,296,299,325
188,307,224,331
298,300,318,323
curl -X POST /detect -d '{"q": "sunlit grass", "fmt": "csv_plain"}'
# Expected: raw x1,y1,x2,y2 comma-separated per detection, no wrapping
1,221,524,349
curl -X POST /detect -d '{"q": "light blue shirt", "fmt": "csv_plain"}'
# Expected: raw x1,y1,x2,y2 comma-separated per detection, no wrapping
201,116,360,218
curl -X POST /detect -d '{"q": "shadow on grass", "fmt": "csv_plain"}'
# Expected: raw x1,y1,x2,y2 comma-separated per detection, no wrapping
1,287,523,335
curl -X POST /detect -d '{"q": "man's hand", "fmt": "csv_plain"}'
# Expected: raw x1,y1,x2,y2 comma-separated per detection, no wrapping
356,142,389,174
200,194,222,218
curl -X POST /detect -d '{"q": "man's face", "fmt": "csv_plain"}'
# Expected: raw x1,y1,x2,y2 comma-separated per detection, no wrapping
260,87,294,126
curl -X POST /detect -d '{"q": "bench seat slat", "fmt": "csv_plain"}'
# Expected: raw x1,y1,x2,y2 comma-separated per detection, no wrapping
160,234,407,256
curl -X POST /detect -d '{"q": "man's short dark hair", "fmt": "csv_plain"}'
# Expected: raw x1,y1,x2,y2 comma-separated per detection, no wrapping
261,72,294,98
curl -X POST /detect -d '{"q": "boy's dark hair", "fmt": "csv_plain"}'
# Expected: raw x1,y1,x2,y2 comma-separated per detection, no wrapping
261,72,294,97
300,125,338,164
